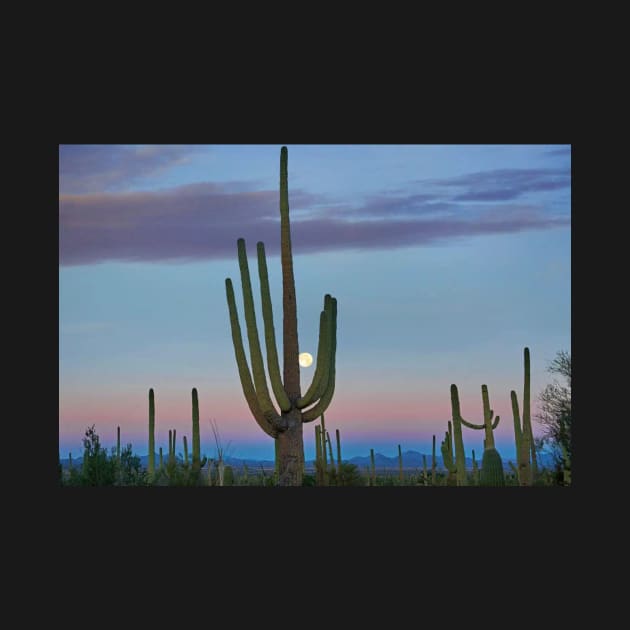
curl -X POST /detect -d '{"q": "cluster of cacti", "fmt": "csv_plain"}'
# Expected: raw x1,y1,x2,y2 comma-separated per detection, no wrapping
444,349,549,487
313,413,343,486
225,146,338,486
146,387,209,486
450,382,504,486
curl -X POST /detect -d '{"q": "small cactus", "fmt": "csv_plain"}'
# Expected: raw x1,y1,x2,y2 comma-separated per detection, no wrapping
370,449,376,486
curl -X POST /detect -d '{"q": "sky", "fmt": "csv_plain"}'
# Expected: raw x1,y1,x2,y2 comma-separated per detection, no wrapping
59,144,571,464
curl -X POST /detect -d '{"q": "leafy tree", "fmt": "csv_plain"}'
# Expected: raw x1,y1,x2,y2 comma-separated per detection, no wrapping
117,443,148,485
535,350,571,473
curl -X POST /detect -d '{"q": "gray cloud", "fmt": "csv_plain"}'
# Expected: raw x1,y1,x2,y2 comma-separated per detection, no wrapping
59,180,570,266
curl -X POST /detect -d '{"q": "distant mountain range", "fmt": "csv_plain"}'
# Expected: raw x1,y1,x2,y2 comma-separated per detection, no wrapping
59,449,556,472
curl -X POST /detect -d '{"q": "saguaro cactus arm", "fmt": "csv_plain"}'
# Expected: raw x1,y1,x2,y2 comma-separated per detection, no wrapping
256,242,291,413
452,383,500,448
237,238,282,422
297,296,333,409
301,297,338,422
225,278,281,438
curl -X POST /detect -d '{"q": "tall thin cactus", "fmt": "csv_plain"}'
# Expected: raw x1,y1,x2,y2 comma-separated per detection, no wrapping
326,431,334,470
440,422,457,486
315,424,324,486
335,429,342,475
190,388,207,476
431,435,437,486
511,390,532,485
321,413,328,470
225,147,338,486
148,388,155,478
370,449,376,486
448,385,473,486
510,348,538,485
398,444,403,483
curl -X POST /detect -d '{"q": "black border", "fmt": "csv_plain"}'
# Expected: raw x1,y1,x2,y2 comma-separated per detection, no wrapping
47,94,579,565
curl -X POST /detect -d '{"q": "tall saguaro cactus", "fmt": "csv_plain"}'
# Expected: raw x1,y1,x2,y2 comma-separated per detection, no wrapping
522,347,538,478
226,146,338,486
448,385,471,486
510,347,538,485
148,388,155,477
431,434,437,486
190,388,206,474
440,422,457,486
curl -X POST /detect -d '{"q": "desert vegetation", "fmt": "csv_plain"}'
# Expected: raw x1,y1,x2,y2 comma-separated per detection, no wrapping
59,345,571,487
59,147,571,488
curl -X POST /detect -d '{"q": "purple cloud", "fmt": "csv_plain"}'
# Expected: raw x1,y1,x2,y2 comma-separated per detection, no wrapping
59,145,204,194
59,180,570,266
425,168,571,202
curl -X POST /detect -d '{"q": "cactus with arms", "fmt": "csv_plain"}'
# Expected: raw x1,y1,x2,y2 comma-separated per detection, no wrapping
225,146,338,486
451,383,503,486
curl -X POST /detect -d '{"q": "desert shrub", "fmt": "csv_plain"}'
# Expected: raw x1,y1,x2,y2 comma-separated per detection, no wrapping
328,463,365,486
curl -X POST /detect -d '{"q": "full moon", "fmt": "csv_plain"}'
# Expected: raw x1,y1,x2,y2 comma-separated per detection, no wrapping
299,352,313,367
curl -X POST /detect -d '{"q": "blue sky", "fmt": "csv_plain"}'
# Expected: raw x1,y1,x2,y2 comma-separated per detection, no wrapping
59,144,570,463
